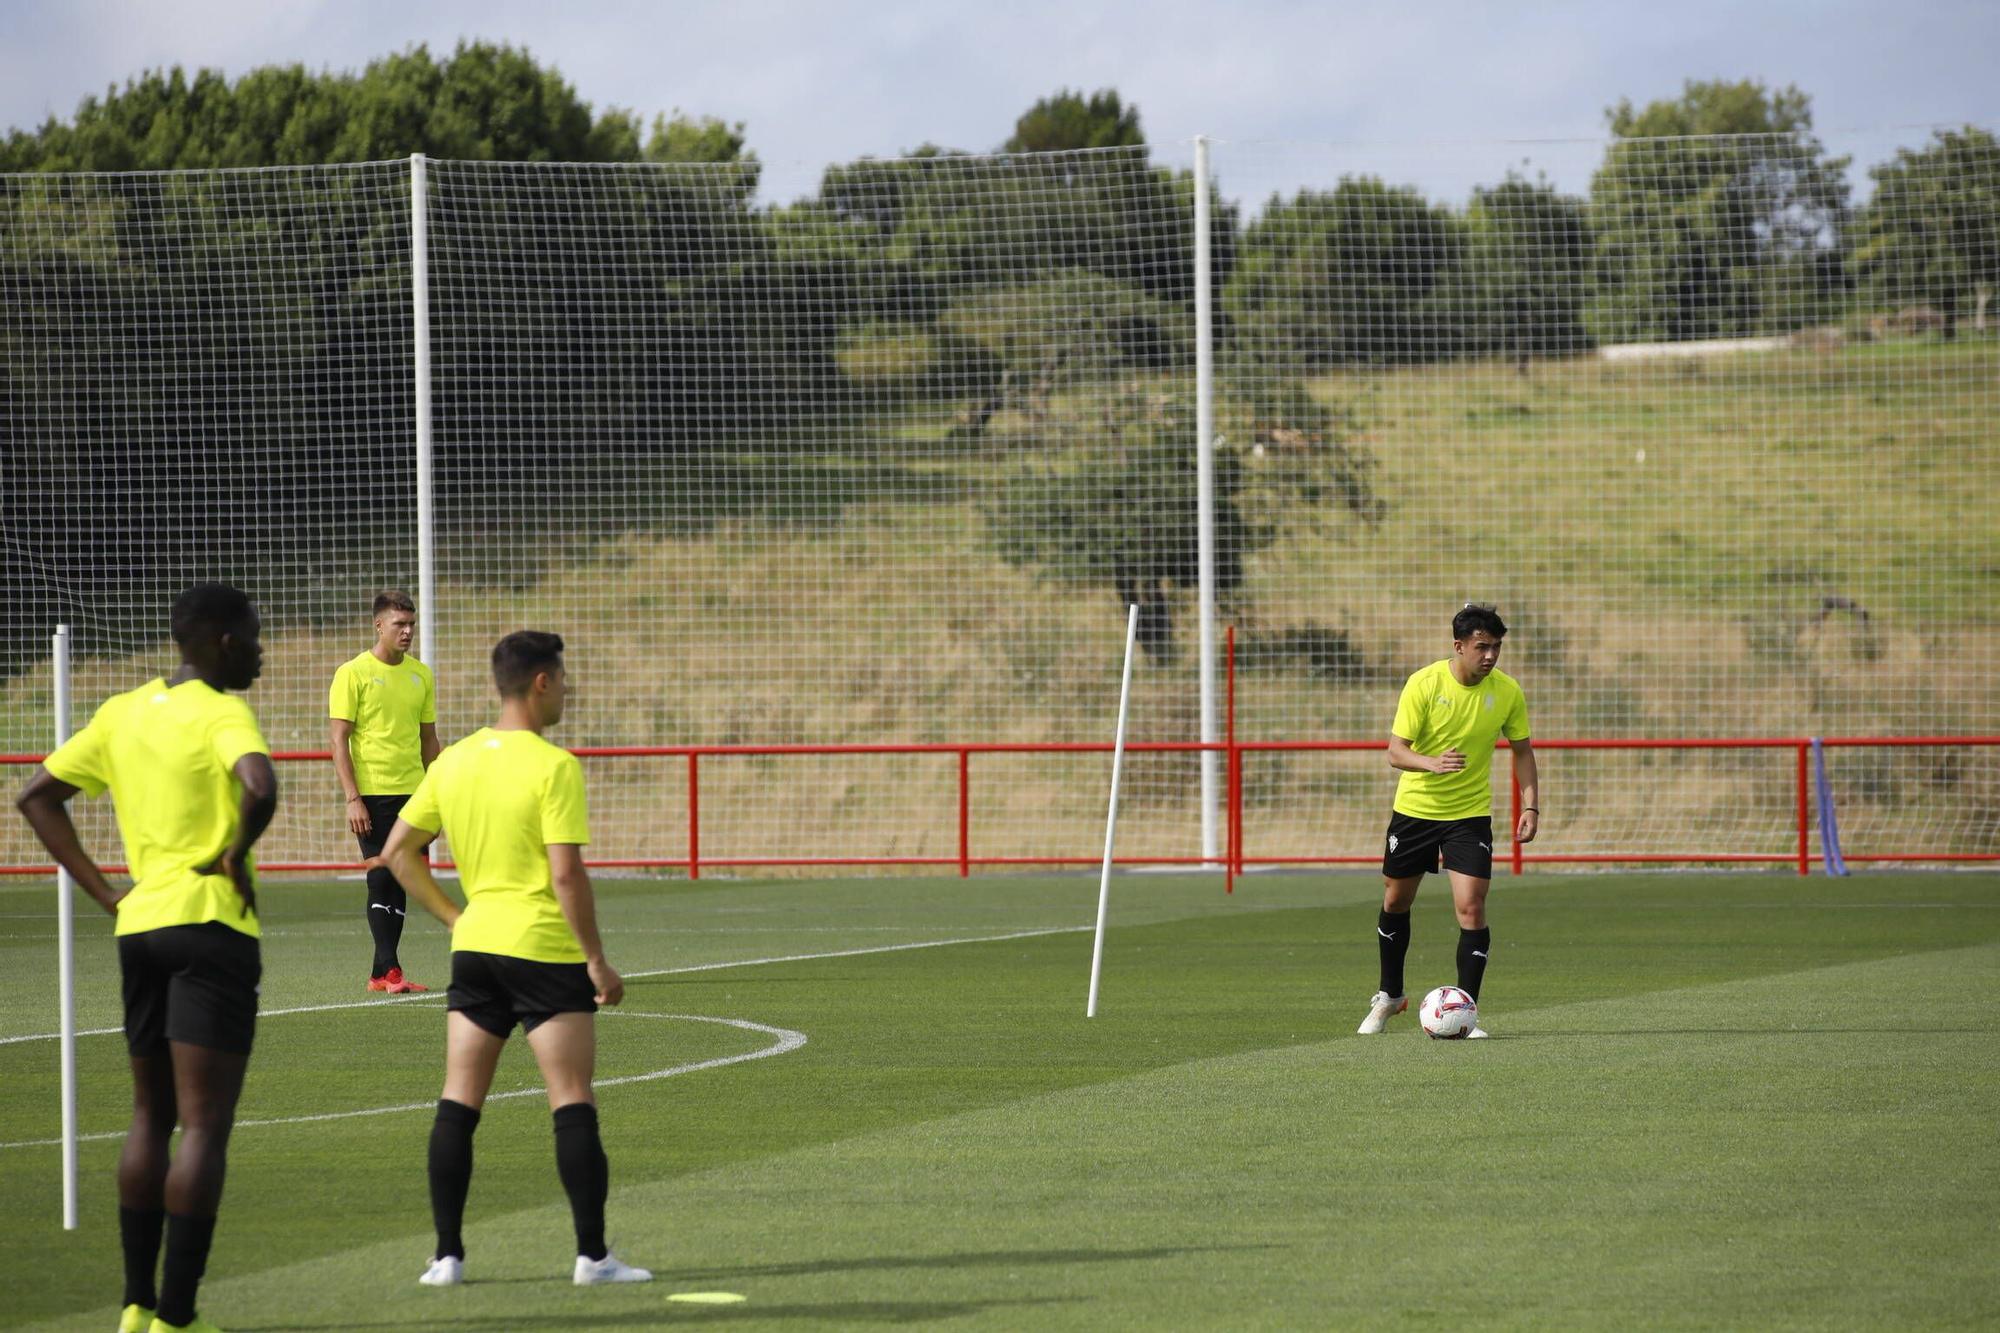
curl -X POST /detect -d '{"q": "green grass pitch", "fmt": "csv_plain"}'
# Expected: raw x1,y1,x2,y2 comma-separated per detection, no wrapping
3,869,1997,1329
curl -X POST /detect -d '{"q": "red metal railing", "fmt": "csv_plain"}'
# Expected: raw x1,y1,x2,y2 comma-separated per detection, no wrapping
3,734,1996,879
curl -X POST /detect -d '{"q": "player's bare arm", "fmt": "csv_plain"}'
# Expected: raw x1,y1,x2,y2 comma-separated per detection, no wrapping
1512,739,1540,844
549,843,622,1006
15,770,125,915
330,717,370,835
1387,734,1466,774
381,817,462,930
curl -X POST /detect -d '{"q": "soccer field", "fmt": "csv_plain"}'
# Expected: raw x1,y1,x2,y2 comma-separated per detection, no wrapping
3,869,1997,1330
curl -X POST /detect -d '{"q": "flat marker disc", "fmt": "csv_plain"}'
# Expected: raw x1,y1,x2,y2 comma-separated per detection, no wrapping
668,1292,747,1305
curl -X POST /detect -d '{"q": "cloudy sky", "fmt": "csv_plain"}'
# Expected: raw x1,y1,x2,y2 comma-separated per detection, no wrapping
6,0,1996,208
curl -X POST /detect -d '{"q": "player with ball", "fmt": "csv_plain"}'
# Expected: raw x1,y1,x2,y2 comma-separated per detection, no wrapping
1358,604,1539,1039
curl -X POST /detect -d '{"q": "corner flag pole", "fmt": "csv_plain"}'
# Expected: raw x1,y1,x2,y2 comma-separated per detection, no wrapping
54,624,78,1229
1086,604,1141,1018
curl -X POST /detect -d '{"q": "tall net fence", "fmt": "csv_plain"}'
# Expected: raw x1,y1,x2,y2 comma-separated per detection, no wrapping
1,162,415,865
2,131,1995,874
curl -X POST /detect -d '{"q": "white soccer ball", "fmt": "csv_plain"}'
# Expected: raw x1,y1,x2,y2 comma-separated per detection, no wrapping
1419,985,1478,1040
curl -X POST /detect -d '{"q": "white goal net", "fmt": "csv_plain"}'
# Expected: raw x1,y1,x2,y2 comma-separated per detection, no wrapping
3,130,1995,875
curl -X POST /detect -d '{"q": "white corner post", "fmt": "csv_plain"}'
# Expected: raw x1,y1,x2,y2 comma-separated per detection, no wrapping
54,623,78,1229
1087,604,1142,1018
1193,136,1219,866
411,154,436,673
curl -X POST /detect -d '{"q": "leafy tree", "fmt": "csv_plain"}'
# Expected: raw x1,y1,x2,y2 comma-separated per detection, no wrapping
986,390,1260,660
1457,173,1594,364
1587,79,1850,342
1225,177,1463,368
0,42,679,171
1855,127,2000,338
1004,90,1144,153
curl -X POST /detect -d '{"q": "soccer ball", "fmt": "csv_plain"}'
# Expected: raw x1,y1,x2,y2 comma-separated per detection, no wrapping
1419,986,1478,1040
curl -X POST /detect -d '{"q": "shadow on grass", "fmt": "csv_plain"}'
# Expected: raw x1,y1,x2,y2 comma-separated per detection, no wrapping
243,1296,1079,1329
666,1242,1279,1281
1494,1027,1991,1037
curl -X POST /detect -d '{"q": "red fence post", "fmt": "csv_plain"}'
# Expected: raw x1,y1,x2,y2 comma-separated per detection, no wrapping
1796,741,1810,877
688,752,700,881
958,748,970,879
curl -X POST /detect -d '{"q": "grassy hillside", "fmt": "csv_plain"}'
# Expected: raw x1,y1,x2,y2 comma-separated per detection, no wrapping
2,339,1994,871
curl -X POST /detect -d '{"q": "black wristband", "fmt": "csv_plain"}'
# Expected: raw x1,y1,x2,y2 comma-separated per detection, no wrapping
1523,807,1538,812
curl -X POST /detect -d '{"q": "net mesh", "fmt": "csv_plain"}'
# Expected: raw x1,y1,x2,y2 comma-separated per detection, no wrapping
2,131,1995,874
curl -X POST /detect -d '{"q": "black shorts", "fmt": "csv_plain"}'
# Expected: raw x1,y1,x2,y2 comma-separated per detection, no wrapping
1382,812,1496,881
119,922,262,1057
356,794,411,862
447,950,597,1037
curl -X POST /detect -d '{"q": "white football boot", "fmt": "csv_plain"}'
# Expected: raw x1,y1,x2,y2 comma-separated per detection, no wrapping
574,1251,653,1285
418,1254,464,1286
1357,991,1408,1034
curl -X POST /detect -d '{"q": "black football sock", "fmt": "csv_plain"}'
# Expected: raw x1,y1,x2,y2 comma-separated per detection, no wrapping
120,1205,166,1310
155,1212,217,1328
366,866,407,976
553,1102,610,1261
1377,910,1412,998
428,1099,481,1261
1457,926,1492,1002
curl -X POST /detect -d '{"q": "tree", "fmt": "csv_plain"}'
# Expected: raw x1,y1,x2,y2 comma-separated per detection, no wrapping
1225,177,1463,368
1004,89,1144,153
986,391,1260,661
1587,80,1850,343
1855,127,2000,338
1457,174,1594,364
0,42,692,171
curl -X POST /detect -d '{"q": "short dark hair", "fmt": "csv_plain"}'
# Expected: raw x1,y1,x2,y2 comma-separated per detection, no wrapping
373,589,416,617
171,583,255,647
492,630,565,697
1452,602,1507,641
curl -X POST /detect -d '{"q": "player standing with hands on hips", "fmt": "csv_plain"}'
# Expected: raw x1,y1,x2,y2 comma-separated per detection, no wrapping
329,591,439,993
1358,604,1538,1038
16,584,278,1333
381,630,651,1288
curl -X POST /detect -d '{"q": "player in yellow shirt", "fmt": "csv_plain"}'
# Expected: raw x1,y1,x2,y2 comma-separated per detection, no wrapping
16,584,279,1333
329,590,439,993
381,630,650,1289
1358,604,1540,1039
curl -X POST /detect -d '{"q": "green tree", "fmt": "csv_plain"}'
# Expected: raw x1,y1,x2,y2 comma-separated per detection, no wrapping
986,391,1259,661
1004,89,1144,153
1587,79,1850,342
0,42,695,171
1855,127,2000,338
1225,177,1463,368
1457,173,1594,364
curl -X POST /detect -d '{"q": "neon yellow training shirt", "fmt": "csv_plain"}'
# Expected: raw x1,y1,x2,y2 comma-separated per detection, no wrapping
1390,660,1531,822
329,648,436,795
43,677,270,938
398,727,590,964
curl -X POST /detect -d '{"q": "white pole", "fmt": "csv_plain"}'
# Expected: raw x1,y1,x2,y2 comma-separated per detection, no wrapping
411,153,436,674
1086,604,1142,1018
1193,136,1219,867
54,624,78,1230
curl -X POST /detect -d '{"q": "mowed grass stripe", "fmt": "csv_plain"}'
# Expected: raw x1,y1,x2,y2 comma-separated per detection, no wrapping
5,872,1996,1327
26,937,1998,1332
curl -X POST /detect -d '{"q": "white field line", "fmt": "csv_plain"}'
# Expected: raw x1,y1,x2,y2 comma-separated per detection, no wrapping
0,923,1086,1050
0,1011,804,1150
